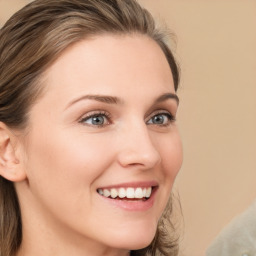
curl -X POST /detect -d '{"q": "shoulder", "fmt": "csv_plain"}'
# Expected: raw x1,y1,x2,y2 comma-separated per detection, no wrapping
206,200,256,256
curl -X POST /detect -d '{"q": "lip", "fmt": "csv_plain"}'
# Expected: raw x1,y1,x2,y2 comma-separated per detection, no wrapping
97,180,159,190
97,181,159,212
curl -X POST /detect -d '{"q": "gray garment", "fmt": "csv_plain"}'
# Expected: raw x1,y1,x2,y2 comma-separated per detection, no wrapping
206,200,256,256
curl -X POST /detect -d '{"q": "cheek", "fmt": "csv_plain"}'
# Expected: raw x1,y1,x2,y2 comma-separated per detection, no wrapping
22,128,118,235
157,132,183,180
24,128,115,202
151,131,182,215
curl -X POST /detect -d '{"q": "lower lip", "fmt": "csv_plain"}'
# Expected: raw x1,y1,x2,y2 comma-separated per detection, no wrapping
98,187,158,211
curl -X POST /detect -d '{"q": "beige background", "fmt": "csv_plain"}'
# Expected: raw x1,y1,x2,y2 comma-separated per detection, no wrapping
1,1,256,256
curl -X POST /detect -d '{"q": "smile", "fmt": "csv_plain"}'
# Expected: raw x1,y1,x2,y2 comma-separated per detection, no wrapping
97,187,153,200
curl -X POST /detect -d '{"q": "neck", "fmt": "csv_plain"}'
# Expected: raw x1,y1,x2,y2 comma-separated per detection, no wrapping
16,239,130,256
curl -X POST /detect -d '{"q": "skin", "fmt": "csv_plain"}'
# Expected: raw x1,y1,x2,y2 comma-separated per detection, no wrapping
10,34,182,256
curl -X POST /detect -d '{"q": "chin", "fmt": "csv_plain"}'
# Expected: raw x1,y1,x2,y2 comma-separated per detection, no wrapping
111,236,155,252
127,236,155,251
105,222,157,251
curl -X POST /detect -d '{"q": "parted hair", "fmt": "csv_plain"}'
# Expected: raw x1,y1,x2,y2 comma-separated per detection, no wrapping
0,0,180,255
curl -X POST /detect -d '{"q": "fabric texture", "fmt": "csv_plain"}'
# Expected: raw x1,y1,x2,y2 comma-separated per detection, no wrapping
206,200,256,256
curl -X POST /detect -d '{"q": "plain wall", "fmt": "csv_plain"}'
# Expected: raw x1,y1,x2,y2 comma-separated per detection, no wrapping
1,1,256,256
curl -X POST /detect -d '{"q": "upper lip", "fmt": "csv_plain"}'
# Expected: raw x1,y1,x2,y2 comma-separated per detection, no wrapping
97,180,159,190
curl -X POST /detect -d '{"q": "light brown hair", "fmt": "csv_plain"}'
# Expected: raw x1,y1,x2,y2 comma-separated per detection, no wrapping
0,1,180,255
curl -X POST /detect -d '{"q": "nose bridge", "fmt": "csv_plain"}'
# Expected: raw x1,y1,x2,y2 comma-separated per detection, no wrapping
117,120,161,169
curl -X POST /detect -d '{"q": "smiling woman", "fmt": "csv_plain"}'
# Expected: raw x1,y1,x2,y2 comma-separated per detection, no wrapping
0,1,182,256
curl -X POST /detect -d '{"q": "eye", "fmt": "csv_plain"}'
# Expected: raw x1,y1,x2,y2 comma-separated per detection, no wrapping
79,112,111,127
147,112,175,126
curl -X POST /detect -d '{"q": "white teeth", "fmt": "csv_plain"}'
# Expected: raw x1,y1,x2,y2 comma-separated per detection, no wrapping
142,188,147,197
98,187,153,199
118,188,126,198
103,189,110,197
110,188,118,198
134,188,143,199
146,187,152,198
126,188,135,198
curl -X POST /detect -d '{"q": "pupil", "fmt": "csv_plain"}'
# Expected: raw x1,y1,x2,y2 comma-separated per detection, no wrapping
92,116,104,125
153,115,164,124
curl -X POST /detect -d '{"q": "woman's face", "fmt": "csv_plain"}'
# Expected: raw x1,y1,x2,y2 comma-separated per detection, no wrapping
17,35,182,254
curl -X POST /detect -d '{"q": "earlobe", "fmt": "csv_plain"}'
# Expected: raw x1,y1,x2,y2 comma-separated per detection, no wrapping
0,122,27,182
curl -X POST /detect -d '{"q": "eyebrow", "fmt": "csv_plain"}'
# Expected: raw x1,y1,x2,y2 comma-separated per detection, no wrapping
66,92,179,109
155,93,179,105
66,94,122,109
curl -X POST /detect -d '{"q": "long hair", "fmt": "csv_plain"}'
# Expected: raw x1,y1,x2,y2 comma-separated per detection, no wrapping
0,1,180,255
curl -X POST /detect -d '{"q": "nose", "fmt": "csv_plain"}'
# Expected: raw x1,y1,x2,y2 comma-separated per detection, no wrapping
117,123,161,170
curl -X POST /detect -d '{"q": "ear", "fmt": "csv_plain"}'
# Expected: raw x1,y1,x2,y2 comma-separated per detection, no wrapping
0,122,27,182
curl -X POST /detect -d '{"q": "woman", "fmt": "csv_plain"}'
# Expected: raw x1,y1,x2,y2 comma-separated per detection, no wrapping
0,0,182,255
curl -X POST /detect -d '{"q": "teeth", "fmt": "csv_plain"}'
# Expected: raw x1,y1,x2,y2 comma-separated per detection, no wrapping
142,188,147,197
97,187,153,199
146,187,152,198
110,188,118,198
119,188,126,198
135,188,143,199
103,189,110,197
127,188,135,198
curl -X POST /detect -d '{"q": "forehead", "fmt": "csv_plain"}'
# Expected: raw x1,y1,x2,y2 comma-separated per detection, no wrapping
40,34,175,104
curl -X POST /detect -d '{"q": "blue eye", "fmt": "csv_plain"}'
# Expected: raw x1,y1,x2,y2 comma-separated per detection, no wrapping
80,112,110,127
147,113,175,126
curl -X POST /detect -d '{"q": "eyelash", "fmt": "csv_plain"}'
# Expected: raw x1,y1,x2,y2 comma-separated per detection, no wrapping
79,111,112,127
146,111,176,127
79,110,176,128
